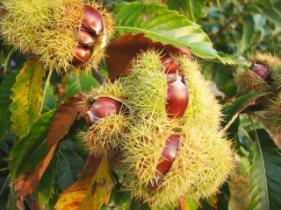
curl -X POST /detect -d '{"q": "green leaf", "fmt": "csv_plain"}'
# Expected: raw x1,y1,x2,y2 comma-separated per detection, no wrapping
64,72,98,99
0,69,18,139
254,0,281,27
10,60,44,139
114,2,220,60
248,129,281,210
9,110,56,180
222,92,269,131
239,15,255,52
33,154,58,206
57,139,87,191
167,0,206,21
42,86,57,113
55,157,114,210
33,129,86,206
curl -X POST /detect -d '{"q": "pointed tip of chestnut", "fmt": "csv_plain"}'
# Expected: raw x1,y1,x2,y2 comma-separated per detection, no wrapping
251,63,271,79
166,76,189,118
82,5,104,36
156,134,180,175
161,56,180,74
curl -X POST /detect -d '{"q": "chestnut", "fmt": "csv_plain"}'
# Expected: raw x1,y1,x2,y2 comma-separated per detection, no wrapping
251,63,271,79
72,45,92,65
161,57,180,74
166,76,189,118
85,97,123,125
156,134,180,175
78,29,97,49
82,5,104,36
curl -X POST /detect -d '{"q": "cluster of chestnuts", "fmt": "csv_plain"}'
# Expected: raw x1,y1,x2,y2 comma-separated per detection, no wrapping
0,1,234,208
1,0,112,71
81,51,233,208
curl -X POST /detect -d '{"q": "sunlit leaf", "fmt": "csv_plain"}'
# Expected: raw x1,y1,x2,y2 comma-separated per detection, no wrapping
55,156,114,210
10,60,44,138
114,2,220,60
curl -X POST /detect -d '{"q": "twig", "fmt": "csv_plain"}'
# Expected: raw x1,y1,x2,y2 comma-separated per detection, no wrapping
92,68,104,85
179,196,187,210
4,49,14,74
40,68,53,113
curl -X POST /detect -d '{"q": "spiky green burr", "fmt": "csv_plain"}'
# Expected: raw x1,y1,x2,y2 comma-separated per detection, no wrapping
119,51,233,209
1,0,113,72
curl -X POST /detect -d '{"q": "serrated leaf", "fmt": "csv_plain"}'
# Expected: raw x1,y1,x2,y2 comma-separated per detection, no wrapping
9,110,56,180
55,156,114,210
13,95,84,199
10,60,44,139
114,2,220,59
248,129,281,210
0,69,18,139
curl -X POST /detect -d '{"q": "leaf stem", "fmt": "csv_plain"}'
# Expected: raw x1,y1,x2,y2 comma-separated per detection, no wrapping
179,196,186,210
187,0,195,21
4,49,14,74
0,175,9,196
40,69,53,114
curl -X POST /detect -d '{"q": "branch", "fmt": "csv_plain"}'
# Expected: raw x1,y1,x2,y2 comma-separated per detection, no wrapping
92,69,104,85
179,196,186,210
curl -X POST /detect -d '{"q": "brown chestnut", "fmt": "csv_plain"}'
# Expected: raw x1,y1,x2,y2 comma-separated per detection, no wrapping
161,57,180,74
251,63,271,79
166,76,189,118
85,97,122,125
82,5,104,36
78,29,97,49
72,45,92,65
156,134,180,175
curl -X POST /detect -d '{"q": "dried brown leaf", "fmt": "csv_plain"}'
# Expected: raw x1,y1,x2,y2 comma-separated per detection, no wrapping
15,94,84,199
106,33,191,80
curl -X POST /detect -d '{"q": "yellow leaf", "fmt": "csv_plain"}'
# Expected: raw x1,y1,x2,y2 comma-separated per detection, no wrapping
55,156,114,210
10,60,44,138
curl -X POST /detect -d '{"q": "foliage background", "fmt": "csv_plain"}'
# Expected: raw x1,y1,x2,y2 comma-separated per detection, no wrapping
0,0,281,209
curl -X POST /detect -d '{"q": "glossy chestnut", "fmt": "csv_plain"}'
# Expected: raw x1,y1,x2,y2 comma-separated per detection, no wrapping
166,75,189,118
85,97,122,125
156,134,180,175
78,29,97,49
72,45,92,65
161,57,180,74
82,5,104,36
251,63,271,79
